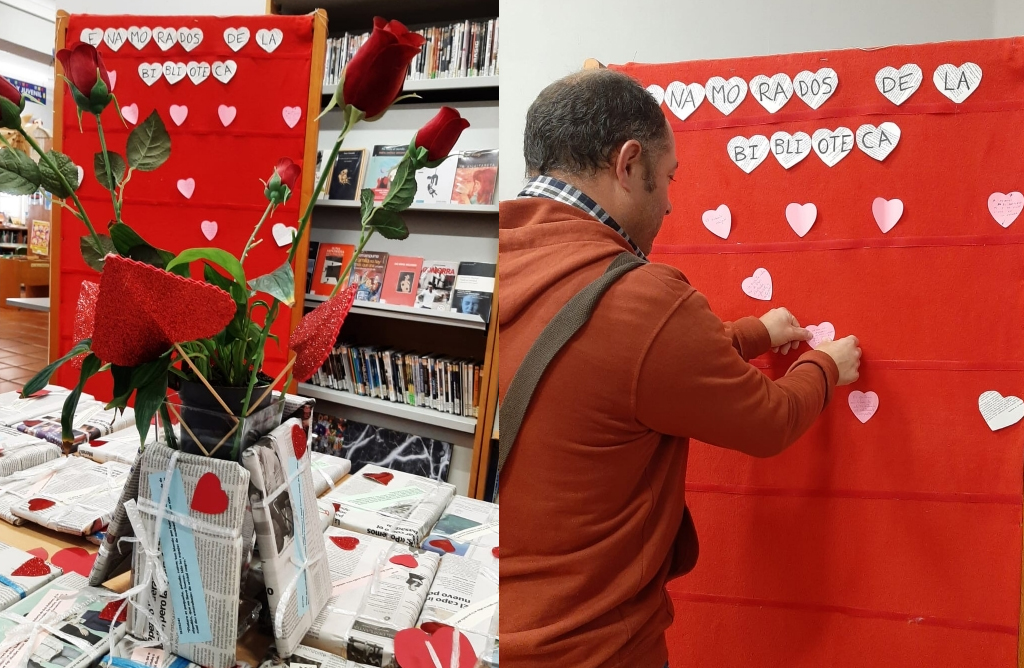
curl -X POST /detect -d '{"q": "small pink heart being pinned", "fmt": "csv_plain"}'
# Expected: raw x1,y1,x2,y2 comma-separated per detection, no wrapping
741,268,773,301
701,204,731,239
872,197,903,233
786,202,817,238
200,220,218,240
806,322,835,349
177,178,195,199
848,390,879,423
169,104,188,126
988,192,1024,228
218,105,237,127
282,106,302,128
122,103,139,125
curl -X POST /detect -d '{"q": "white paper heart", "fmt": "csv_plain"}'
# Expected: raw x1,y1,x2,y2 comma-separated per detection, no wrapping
793,68,838,109
705,76,747,116
200,220,218,241
103,28,128,52
212,61,237,84
80,28,103,47
749,73,793,113
138,63,162,87
272,223,297,247
979,391,1024,431
770,131,812,169
702,205,731,239
741,268,773,301
933,63,982,104
163,62,187,86
856,122,901,161
76,166,85,185
186,61,209,85
811,127,854,167
177,27,203,52
646,84,665,106
177,178,195,199
726,135,770,174
122,103,139,125
664,81,705,121
786,203,817,238
108,71,117,91
806,322,835,350
282,106,302,128
126,26,151,50
988,192,1024,228
875,64,922,105
218,105,237,127
256,28,284,53
872,197,904,234
224,27,250,52
848,391,879,423
169,105,188,126
153,27,177,51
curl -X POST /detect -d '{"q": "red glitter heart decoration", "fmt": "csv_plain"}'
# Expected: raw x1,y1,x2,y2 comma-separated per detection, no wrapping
390,554,418,569
71,281,100,370
98,600,127,623
492,546,499,559
191,472,229,515
429,538,456,554
363,471,394,486
330,535,360,551
89,440,107,447
290,284,357,382
27,498,54,512
11,557,50,577
50,547,96,576
394,626,477,668
291,424,307,460
91,255,236,366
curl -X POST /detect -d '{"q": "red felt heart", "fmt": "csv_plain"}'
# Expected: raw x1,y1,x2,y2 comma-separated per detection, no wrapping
429,538,456,554
291,424,307,460
290,284,357,382
27,548,48,561
330,535,360,551
88,440,107,447
27,498,54,512
98,600,127,623
394,626,477,668
191,472,229,515
363,471,394,486
50,547,96,577
390,553,419,569
11,557,50,577
420,622,451,634
332,502,340,512
92,255,236,366
492,546,499,559
71,281,99,370
27,389,50,398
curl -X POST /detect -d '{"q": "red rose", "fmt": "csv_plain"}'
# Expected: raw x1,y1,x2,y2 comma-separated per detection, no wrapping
415,107,470,162
56,43,112,98
0,77,21,108
0,76,24,130
275,158,301,191
343,18,425,118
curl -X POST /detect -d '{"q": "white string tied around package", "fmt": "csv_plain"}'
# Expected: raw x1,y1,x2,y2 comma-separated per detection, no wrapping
0,591,97,668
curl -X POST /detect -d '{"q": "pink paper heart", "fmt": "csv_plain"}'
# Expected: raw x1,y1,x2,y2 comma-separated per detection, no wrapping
848,390,879,423
741,268,772,301
122,103,139,125
702,204,731,239
806,322,835,349
169,104,188,126
988,191,1023,228
218,105,237,127
282,106,302,128
785,202,817,238
177,178,195,199
108,71,117,91
200,220,218,240
872,197,903,233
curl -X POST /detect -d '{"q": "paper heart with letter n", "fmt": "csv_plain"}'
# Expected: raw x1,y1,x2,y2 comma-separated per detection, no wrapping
394,626,477,668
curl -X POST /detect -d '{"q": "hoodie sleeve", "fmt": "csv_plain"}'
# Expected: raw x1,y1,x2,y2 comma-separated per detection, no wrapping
723,316,772,361
634,290,838,457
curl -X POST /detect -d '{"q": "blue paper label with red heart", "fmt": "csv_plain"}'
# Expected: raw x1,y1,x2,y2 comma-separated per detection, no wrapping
287,457,309,617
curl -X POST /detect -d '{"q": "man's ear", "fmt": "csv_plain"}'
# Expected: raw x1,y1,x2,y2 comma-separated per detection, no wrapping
614,139,644,191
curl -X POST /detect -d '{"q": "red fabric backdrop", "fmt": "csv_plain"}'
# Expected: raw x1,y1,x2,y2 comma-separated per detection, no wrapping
57,15,315,397
614,37,1024,667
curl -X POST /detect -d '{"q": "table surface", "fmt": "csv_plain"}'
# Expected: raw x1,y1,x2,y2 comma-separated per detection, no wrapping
5,297,50,312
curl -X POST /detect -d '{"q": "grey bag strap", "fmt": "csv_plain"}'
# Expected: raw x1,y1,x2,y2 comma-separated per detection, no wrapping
497,251,646,482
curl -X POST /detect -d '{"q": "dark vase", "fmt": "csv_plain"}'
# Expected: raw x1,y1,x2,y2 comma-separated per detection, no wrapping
176,375,281,461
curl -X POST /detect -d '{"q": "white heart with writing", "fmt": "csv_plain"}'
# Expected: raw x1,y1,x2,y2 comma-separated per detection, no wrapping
163,62,187,86
705,76,747,116
872,197,904,234
749,73,793,113
664,81,705,121
933,63,982,104
978,391,1024,431
153,27,177,51
726,135,770,174
126,26,151,50
169,105,188,126
741,268,772,301
811,127,854,167
186,61,209,85
80,28,103,47
875,64,922,105
272,223,297,247
177,27,203,52
224,27,250,52
646,84,665,106
121,103,139,125
138,63,162,86
212,61,237,84
806,322,835,350
988,192,1024,228
702,205,731,239
103,28,128,52
770,131,812,169
856,122,901,161
793,68,838,109
256,28,284,53
786,202,817,238
849,391,879,423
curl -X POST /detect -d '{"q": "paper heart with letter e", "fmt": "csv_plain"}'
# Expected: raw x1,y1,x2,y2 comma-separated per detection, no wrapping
701,205,731,239
395,626,477,668
875,64,922,105
91,255,236,366
872,197,904,233
848,391,879,423
786,203,817,238
191,472,230,514
811,127,854,167
988,192,1023,228
741,268,772,301
978,391,1024,431
290,284,358,382
806,322,835,350
645,84,664,106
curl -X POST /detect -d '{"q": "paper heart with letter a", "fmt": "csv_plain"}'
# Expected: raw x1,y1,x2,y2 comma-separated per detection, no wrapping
191,472,229,515
395,626,478,668
91,255,236,367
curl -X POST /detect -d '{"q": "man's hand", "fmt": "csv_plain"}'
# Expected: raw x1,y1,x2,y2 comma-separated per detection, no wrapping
816,336,861,386
760,308,812,355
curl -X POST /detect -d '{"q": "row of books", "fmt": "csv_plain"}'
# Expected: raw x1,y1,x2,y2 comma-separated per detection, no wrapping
310,346,483,419
323,18,499,89
316,146,498,207
306,245,496,322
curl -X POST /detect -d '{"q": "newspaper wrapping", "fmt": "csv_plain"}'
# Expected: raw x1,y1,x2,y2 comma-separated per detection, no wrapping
416,549,498,665
102,635,202,668
257,643,363,668
421,496,499,558
309,453,350,497
0,541,61,611
0,572,127,668
127,443,248,668
0,387,81,428
316,499,335,534
87,454,143,587
240,419,331,657
78,428,155,466
0,427,61,478
14,402,136,452
279,395,315,437
304,527,440,668
9,459,132,535
325,465,455,547
0,458,75,526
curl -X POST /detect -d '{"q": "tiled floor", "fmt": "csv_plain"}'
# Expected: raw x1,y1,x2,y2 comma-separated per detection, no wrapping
0,308,48,394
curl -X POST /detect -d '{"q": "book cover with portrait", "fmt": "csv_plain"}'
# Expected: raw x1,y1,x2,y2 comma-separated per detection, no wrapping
380,256,424,307
327,149,366,201
415,260,459,311
347,251,389,302
451,149,498,205
365,145,407,202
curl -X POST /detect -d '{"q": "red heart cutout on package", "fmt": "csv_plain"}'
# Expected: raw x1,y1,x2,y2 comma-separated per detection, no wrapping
390,554,419,569
429,538,456,554
27,548,48,561
290,284,357,382
332,502,340,512
191,472,229,515
27,498,54,512
492,546,499,559
92,255,236,366
28,389,50,398
394,626,477,668
420,622,451,634
330,535,360,551
363,471,394,486
98,600,127,623
51,547,96,576
89,440,107,447
291,424,307,460
11,557,50,577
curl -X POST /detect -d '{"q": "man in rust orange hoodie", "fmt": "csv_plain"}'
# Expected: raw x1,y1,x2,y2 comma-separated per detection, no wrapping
498,69,863,668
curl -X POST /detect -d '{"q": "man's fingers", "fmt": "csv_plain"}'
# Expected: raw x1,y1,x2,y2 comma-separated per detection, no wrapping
793,326,812,341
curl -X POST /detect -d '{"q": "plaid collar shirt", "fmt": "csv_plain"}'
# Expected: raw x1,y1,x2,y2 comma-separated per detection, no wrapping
517,175,647,260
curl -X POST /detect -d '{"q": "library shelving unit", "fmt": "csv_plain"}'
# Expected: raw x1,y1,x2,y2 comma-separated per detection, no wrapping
269,0,499,499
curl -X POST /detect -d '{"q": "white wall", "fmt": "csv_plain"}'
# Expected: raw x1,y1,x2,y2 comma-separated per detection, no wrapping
58,0,264,14
498,0,1024,201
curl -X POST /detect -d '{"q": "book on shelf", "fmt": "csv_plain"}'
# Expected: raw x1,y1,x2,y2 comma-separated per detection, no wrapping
415,260,459,311
310,243,356,297
414,156,458,204
452,149,498,206
365,145,407,202
451,261,496,323
305,240,319,293
348,250,389,302
380,255,424,307
327,148,366,201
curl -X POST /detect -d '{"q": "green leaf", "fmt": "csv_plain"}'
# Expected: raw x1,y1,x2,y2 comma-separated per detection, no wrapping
21,339,92,398
93,151,126,192
126,110,171,172
204,264,247,308
359,188,374,224
0,147,41,195
61,353,102,446
368,208,409,240
109,364,133,409
134,365,168,445
38,151,80,199
80,234,115,272
381,157,417,212
249,262,295,307
166,248,246,291
109,223,177,270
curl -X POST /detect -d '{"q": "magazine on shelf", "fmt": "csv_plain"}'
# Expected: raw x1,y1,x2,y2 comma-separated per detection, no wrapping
451,150,498,206
414,261,458,311
413,158,457,205
10,458,132,536
451,262,496,323
365,146,406,203
348,251,388,303
310,243,356,297
327,149,366,201
379,256,423,308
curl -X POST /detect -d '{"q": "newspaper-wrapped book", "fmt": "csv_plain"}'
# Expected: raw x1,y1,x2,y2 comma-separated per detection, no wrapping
0,571,127,668
14,402,136,452
309,452,349,497
241,419,331,657
0,426,61,477
102,636,202,668
127,443,249,668
416,549,498,665
0,387,81,428
324,465,455,547
9,458,132,535
421,496,499,558
77,427,153,466
87,456,143,587
0,540,61,610
257,644,364,668
0,458,73,526
304,527,440,668
316,499,335,533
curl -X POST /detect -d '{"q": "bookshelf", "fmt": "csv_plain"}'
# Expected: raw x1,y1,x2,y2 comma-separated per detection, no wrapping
270,0,499,499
